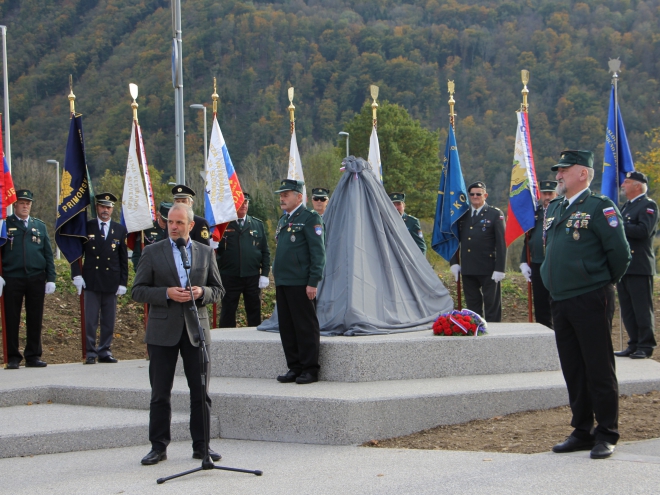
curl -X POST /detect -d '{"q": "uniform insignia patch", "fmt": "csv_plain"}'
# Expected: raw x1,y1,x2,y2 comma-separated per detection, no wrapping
314,225,323,236
647,208,655,215
417,230,423,238
603,207,618,227
201,228,209,239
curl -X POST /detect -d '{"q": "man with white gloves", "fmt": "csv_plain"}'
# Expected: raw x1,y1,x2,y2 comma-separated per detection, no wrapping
71,193,128,364
215,193,271,327
519,180,557,329
1,189,56,369
450,181,507,322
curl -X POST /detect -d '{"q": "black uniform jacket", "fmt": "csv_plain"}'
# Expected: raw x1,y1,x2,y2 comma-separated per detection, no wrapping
450,204,506,275
621,194,658,276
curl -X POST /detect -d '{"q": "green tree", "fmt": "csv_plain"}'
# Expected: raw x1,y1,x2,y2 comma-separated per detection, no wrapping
635,128,660,198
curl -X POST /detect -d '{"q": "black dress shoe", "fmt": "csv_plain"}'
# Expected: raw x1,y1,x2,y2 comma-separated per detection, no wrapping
99,355,118,363
84,357,96,365
630,350,651,359
591,441,615,459
141,449,167,465
295,372,319,384
25,359,47,368
614,347,636,357
552,435,595,453
193,448,222,461
277,370,300,383
6,360,20,370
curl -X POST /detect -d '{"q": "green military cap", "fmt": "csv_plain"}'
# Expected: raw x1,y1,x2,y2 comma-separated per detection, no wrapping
539,180,558,192
275,179,305,194
171,184,196,199
243,192,251,201
159,201,172,220
625,171,648,184
15,189,34,201
551,150,594,171
467,181,487,192
96,192,117,206
388,192,405,202
312,187,330,198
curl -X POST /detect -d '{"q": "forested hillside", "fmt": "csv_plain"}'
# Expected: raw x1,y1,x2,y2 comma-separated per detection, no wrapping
1,0,660,219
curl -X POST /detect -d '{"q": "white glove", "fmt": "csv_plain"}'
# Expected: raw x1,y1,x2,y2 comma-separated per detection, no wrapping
116,285,127,296
0,276,4,297
450,264,461,282
258,276,270,289
72,275,86,295
491,271,506,283
209,240,219,249
519,263,532,283
45,282,56,294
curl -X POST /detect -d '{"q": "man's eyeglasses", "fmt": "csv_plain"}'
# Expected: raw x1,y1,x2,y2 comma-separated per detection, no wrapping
312,197,327,202
469,192,483,197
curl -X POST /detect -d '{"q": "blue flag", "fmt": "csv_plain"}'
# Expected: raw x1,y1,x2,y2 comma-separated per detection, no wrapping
55,115,91,263
602,85,634,202
432,125,468,261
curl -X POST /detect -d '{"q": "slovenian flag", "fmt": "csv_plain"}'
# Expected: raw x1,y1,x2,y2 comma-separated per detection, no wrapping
204,114,244,241
0,120,17,247
602,85,634,203
504,111,539,246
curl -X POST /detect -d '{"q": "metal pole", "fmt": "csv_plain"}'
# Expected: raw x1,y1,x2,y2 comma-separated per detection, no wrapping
171,0,185,184
1,26,10,172
47,160,61,259
339,132,349,157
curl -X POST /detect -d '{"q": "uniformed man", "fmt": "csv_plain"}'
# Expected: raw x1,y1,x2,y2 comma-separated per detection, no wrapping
131,202,171,269
389,192,426,254
171,184,211,246
216,193,271,327
0,190,56,369
450,181,506,322
614,171,657,359
519,180,557,329
71,193,129,364
273,179,326,385
311,187,330,217
542,150,630,460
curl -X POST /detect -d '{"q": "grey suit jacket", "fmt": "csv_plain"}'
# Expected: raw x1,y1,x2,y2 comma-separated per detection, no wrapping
132,238,224,347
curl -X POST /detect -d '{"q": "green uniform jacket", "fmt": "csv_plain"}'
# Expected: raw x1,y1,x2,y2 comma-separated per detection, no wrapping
620,195,657,276
450,204,506,275
216,215,271,277
402,213,427,254
273,206,325,287
1,215,56,282
541,189,631,301
131,222,168,268
520,206,546,264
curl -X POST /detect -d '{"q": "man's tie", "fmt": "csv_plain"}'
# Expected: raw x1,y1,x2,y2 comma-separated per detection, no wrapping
100,222,106,238
472,209,477,218
561,200,569,214
23,219,28,229
238,219,244,229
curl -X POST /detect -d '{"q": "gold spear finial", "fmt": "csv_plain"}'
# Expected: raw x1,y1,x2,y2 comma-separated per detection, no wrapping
521,70,530,112
288,87,295,133
212,77,219,114
448,80,456,129
370,85,379,128
68,74,76,117
129,83,139,122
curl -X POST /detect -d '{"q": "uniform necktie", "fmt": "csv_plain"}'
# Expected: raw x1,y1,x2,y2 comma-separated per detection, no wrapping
472,209,477,217
24,219,28,229
562,200,569,214
238,219,244,228
101,222,106,238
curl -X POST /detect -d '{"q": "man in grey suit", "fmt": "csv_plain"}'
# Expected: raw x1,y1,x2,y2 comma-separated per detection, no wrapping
132,203,224,466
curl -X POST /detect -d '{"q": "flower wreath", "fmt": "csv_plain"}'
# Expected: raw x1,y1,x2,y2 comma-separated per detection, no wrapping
432,309,487,336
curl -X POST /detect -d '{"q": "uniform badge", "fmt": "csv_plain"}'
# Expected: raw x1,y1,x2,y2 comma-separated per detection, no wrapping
573,230,580,241
566,220,572,228
603,207,618,227
201,228,209,239
574,220,581,228
314,225,323,236
418,230,423,238
647,208,655,215
544,217,554,230
290,234,296,242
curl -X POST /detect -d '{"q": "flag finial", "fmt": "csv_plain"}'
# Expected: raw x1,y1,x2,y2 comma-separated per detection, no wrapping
521,70,530,113
212,77,218,114
68,74,76,117
370,85,379,128
288,87,295,133
448,80,456,129
129,83,139,122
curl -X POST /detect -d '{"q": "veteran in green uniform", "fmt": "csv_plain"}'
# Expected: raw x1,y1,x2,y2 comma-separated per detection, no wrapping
217,193,271,327
614,171,657,359
389,192,426,254
273,179,326,385
1,190,56,369
519,180,557,329
541,150,631,460
131,202,171,269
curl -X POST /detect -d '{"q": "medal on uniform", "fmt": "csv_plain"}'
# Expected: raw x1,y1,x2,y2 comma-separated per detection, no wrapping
574,220,581,228
290,234,296,242
573,230,580,240
566,220,572,228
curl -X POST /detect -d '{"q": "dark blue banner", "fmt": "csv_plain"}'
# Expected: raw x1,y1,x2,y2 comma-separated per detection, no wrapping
602,85,634,203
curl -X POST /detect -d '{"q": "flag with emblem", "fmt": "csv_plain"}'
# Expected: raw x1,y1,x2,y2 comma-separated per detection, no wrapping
504,111,539,246
204,114,244,241
368,126,383,183
432,124,468,261
602,85,634,202
288,129,307,204
0,120,17,247
55,115,92,263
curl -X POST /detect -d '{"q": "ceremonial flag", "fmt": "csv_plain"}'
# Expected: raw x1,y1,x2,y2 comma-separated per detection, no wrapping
431,125,468,261
55,115,91,263
288,129,306,204
504,112,539,246
204,114,244,241
602,85,634,202
121,122,154,250
0,121,16,247
367,126,383,182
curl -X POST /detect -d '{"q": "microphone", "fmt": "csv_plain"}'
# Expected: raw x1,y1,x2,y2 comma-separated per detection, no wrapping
175,237,191,269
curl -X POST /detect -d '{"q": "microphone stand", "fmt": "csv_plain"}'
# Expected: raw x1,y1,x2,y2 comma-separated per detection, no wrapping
157,240,262,484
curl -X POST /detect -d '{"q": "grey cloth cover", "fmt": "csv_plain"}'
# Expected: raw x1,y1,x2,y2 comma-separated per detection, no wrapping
258,156,453,335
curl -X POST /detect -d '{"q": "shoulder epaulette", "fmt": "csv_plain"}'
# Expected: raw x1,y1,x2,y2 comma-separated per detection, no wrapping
33,218,46,225
407,214,419,221
549,196,563,204
251,216,264,224
590,192,610,202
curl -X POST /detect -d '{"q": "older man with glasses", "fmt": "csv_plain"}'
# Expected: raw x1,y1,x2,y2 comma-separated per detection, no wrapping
311,188,330,217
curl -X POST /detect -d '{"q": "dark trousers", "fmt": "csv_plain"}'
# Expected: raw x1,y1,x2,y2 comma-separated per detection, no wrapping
84,290,117,358
276,285,320,376
551,284,619,444
462,274,502,322
531,262,553,329
148,330,212,452
219,274,261,327
4,273,46,362
617,275,656,353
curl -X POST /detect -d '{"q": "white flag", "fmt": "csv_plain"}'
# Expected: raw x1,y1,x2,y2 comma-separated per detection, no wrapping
288,130,307,204
121,123,153,233
368,126,383,183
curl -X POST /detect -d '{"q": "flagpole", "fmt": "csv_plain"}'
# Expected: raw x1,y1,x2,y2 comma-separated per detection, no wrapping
211,78,219,329
288,87,295,136
520,70,534,323
448,81,462,311
371,85,378,130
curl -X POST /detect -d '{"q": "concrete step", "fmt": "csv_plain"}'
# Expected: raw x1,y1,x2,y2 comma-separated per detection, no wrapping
198,323,560,382
0,403,220,458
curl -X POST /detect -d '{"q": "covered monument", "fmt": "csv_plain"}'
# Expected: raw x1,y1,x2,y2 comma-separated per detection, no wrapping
258,156,453,335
